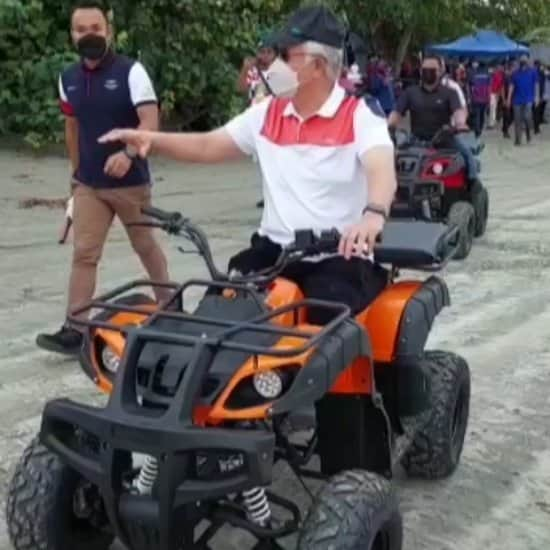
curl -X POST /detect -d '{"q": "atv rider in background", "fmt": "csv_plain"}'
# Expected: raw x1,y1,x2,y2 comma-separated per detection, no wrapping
100,5,397,325
388,55,479,182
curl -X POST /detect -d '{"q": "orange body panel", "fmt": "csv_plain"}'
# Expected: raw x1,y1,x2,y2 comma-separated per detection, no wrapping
328,357,373,394
89,279,424,422
207,328,319,422
265,278,307,326
91,307,156,394
356,281,423,363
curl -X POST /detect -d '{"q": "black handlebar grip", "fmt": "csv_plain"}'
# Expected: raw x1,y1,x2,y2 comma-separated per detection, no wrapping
141,206,179,221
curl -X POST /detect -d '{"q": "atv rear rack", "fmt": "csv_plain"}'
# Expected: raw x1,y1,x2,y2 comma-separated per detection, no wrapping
69,277,351,358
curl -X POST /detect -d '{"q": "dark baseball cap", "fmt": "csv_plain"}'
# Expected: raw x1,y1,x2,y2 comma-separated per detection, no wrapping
276,5,347,50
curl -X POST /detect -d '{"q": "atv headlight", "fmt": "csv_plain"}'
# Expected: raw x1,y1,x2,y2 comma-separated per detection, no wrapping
253,370,283,399
432,162,444,175
101,345,120,374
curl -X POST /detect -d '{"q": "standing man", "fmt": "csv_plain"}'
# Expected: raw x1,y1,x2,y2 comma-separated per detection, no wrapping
488,62,505,128
368,59,395,116
501,61,515,139
532,60,546,134
36,0,170,355
507,55,539,146
469,62,491,137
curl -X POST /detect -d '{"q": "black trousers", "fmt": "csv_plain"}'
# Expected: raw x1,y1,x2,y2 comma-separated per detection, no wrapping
502,106,513,136
533,101,546,133
228,233,389,325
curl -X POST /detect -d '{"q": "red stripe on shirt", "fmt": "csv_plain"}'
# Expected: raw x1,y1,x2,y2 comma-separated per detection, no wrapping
261,96,359,146
59,99,74,116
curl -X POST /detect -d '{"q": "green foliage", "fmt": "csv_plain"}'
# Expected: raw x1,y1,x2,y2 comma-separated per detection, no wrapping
1,0,550,147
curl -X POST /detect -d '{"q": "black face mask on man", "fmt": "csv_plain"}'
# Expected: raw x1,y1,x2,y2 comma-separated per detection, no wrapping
421,68,439,86
77,34,108,61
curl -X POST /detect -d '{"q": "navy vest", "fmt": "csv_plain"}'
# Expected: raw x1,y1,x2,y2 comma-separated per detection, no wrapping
61,53,152,188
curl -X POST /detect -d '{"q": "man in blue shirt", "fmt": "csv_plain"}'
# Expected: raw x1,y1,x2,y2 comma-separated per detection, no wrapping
507,55,540,145
36,0,170,355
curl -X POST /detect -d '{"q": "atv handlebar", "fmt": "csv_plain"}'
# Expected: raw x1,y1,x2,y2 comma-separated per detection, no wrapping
138,207,344,286
139,205,460,280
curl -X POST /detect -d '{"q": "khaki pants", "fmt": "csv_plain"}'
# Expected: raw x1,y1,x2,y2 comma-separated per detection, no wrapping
68,183,170,319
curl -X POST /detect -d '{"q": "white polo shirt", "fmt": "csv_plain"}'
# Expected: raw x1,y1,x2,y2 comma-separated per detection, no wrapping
225,84,393,245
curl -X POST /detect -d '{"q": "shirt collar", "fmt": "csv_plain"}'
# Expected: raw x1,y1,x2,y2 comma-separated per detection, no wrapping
283,84,347,120
81,50,116,73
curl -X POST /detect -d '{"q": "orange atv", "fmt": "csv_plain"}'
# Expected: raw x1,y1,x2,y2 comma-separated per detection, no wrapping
6,207,470,550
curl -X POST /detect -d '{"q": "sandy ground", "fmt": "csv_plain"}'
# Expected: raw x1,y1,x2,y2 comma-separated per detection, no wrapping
0,131,549,550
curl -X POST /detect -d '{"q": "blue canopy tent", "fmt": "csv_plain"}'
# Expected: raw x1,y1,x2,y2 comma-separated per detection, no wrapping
425,30,530,58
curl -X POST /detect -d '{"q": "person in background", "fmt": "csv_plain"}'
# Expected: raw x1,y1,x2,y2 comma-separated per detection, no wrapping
237,32,278,106
488,62,505,128
541,65,550,124
501,61,515,139
507,55,539,145
237,32,278,209
368,59,395,116
533,60,546,134
388,55,481,182
440,58,468,121
455,61,470,105
36,0,170,355
339,63,363,93
469,61,491,137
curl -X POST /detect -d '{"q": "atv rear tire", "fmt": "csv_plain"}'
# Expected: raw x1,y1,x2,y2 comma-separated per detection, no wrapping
448,201,475,260
6,437,113,550
401,351,470,479
472,186,489,237
298,469,403,550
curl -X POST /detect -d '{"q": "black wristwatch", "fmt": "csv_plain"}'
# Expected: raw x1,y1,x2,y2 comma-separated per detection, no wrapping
363,204,388,220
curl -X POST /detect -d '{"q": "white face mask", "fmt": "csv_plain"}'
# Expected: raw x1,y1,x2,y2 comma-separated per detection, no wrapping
264,57,300,98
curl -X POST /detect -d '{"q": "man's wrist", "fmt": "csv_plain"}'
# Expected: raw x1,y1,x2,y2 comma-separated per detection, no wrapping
363,203,389,220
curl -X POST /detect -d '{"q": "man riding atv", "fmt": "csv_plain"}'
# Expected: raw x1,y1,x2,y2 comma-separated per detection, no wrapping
388,55,478,182
100,5,397,324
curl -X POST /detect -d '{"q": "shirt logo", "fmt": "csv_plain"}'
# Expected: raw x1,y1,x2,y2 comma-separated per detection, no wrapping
104,79,119,91
67,85,77,92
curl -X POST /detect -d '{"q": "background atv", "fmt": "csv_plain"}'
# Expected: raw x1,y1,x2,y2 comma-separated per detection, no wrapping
390,126,489,260
7,208,471,550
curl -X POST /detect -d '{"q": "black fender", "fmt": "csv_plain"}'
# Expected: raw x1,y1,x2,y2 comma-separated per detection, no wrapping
395,275,450,362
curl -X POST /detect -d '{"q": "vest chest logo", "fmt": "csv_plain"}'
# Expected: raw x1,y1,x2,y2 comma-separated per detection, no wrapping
67,85,77,92
104,79,119,91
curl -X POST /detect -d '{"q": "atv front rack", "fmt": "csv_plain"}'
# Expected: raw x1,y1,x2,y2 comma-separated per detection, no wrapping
69,277,351,357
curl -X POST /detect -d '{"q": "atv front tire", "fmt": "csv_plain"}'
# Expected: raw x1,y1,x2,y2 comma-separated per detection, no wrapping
448,201,475,260
6,437,113,550
472,186,489,237
401,351,470,479
298,469,403,550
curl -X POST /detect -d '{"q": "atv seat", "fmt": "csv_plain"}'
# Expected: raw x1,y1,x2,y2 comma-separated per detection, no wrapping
374,221,458,270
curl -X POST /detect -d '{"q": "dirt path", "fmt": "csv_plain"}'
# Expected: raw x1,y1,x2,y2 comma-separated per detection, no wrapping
0,133,549,549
